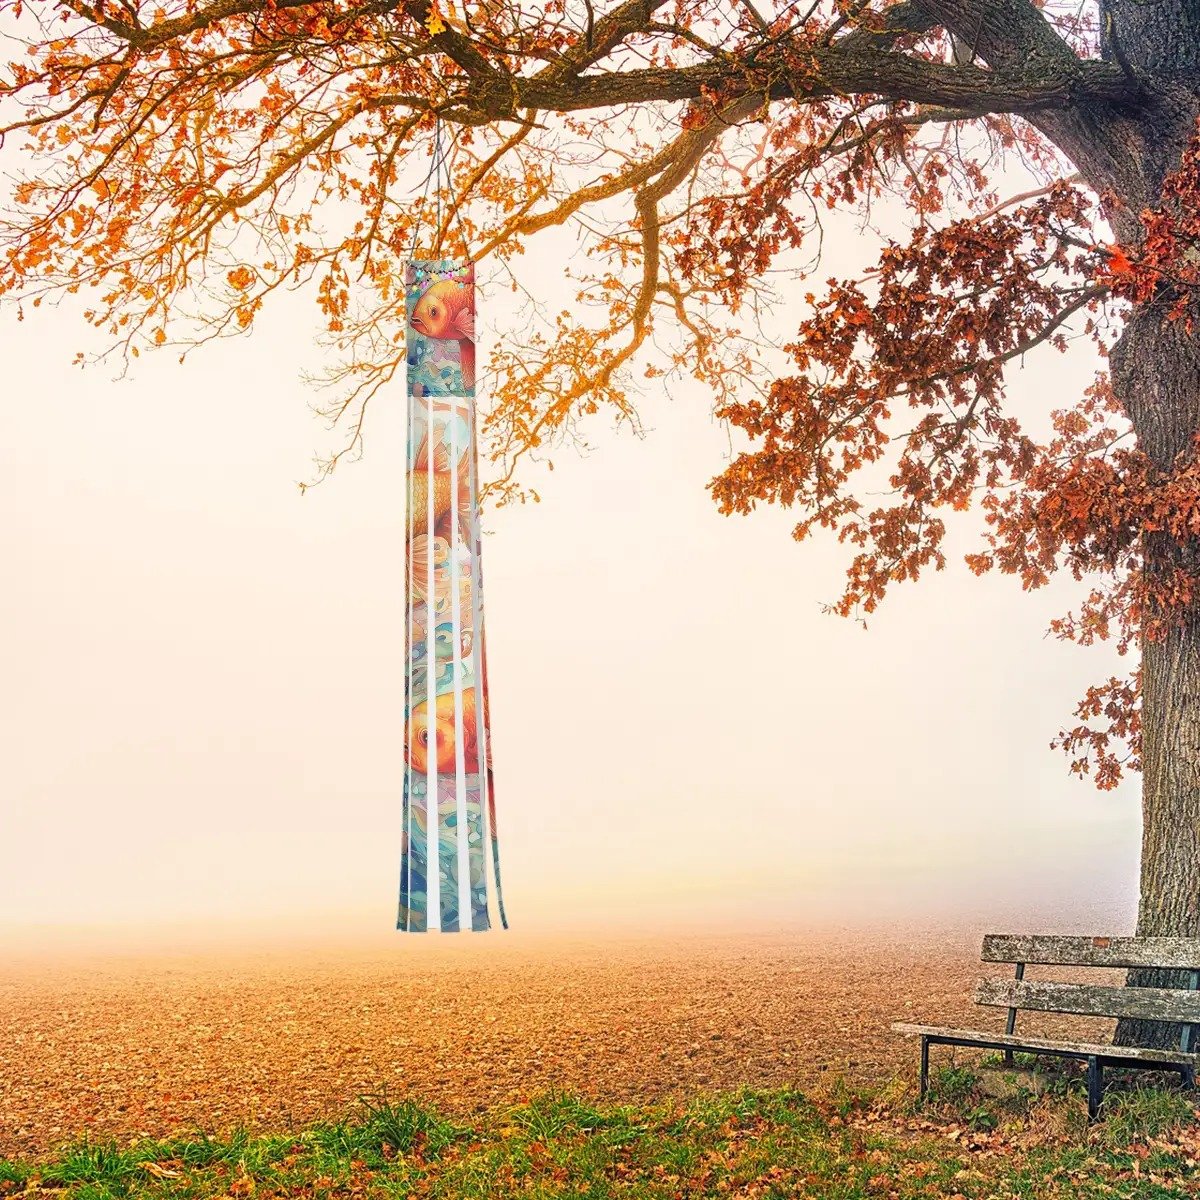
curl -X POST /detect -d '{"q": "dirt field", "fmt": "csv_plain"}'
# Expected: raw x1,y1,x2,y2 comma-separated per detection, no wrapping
0,926,1097,1161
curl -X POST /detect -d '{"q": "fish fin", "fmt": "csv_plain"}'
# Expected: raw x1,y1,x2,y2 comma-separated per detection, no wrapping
452,305,475,342
456,452,472,543
433,509,456,541
413,426,451,472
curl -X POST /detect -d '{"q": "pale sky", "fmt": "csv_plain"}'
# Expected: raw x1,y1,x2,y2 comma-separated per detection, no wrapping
0,195,1141,954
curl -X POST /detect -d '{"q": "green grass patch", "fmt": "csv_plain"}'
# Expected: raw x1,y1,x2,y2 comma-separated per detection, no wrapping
1,1080,1197,1199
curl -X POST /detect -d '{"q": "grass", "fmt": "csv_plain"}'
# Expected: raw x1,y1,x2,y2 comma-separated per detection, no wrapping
0,1075,1197,1199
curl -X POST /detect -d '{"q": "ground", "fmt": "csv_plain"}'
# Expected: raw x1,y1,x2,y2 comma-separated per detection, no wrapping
0,926,1148,1161
4,1067,1200,1198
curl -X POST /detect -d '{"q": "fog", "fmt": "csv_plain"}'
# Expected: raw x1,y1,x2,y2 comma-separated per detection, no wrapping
1,196,1140,961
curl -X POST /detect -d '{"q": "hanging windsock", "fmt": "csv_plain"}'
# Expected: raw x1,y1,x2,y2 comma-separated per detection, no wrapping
398,258,507,932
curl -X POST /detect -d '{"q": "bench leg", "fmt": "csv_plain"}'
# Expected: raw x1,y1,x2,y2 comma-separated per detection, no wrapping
1086,1056,1104,1121
919,1036,931,1103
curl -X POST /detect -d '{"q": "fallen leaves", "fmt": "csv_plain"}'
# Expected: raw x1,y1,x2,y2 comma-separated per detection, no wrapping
136,1162,181,1179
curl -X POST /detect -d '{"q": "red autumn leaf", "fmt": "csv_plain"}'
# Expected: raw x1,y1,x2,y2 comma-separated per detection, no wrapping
1107,245,1135,274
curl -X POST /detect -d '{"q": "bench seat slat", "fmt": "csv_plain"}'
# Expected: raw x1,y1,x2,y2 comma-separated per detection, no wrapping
982,934,1200,970
891,1022,1198,1066
975,978,1200,1023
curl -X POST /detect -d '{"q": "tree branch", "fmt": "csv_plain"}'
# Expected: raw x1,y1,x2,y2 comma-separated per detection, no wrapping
458,44,1143,123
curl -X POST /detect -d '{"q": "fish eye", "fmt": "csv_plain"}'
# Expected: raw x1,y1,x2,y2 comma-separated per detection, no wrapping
429,306,438,317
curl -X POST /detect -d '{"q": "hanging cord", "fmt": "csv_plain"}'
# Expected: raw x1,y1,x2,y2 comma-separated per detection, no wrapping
433,117,444,251
406,117,438,261
407,114,470,261
432,117,471,256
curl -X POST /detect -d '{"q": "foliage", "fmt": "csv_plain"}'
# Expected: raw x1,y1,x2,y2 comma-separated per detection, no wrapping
2,0,1199,783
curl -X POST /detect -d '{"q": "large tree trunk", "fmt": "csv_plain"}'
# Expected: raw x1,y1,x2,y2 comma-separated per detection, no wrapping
928,5,1200,1044
1110,308,1200,1049
1039,0,1200,1050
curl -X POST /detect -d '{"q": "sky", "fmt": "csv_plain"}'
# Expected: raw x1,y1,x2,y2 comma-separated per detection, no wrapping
0,191,1143,955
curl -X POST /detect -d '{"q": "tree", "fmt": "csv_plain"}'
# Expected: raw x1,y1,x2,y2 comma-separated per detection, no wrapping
2,0,1198,1033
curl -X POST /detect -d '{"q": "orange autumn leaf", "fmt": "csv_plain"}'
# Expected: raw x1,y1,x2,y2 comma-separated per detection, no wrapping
1107,245,1134,274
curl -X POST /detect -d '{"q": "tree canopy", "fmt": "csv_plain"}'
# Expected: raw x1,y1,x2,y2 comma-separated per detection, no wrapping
4,0,1200,798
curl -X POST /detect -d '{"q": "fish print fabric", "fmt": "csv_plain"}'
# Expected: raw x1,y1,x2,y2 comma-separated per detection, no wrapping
400,259,507,932
407,260,476,398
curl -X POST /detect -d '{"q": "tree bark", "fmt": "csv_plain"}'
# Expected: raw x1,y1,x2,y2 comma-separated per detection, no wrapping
1039,0,1200,1049
1111,305,1200,1048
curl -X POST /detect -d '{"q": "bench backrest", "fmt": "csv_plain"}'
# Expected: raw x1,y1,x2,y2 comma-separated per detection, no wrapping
976,935,1200,1054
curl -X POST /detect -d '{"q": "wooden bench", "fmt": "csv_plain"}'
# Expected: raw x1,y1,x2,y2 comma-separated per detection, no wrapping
892,935,1200,1119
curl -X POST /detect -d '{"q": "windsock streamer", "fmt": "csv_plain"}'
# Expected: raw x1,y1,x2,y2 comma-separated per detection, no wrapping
399,258,507,932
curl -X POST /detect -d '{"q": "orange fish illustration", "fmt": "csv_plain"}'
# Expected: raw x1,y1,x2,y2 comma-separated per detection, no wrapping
408,687,480,775
410,279,476,392
410,423,470,541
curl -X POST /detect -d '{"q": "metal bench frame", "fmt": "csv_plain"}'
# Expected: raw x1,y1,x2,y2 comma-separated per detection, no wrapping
894,935,1200,1121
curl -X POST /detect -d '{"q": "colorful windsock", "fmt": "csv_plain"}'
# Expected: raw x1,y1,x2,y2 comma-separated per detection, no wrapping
399,258,506,932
